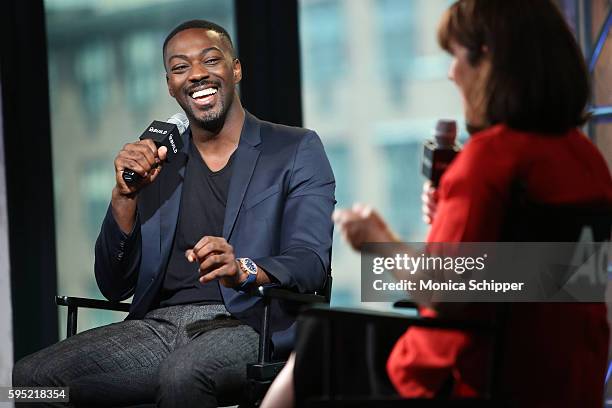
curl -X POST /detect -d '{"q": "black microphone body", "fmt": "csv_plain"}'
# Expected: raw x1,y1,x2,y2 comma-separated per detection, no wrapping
122,116,187,185
421,120,461,187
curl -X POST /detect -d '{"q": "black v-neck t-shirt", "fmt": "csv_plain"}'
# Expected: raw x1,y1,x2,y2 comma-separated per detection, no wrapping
159,141,235,306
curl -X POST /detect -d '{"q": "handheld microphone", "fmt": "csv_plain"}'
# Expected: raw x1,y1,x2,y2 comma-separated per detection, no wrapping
122,113,190,185
421,120,461,186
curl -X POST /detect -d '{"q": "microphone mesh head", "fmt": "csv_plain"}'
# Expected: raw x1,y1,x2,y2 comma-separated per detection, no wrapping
166,113,189,135
433,119,457,147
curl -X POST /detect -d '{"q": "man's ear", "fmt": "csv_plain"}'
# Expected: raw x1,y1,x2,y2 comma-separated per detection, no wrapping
233,59,242,84
166,73,175,97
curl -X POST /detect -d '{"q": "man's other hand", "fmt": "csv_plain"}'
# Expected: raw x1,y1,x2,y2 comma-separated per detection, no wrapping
186,236,243,288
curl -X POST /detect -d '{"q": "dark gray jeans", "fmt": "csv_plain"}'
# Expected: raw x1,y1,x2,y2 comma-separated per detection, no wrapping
12,304,259,408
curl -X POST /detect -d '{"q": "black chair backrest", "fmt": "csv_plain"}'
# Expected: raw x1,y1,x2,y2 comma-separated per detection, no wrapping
491,184,611,400
501,181,611,242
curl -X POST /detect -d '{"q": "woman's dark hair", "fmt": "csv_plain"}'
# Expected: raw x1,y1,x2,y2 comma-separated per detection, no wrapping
438,0,590,134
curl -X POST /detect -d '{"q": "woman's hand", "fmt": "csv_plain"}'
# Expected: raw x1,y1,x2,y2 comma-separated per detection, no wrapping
421,181,439,225
333,204,400,251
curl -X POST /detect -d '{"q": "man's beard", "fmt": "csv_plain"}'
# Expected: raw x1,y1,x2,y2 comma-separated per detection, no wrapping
194,104,226,132
186,94,230,133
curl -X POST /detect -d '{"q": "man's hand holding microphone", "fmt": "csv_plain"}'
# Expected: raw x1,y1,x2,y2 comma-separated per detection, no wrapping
111,113,188,234
115,140,168,195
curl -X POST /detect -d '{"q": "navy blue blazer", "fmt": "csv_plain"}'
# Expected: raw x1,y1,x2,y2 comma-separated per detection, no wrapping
94,112,335,357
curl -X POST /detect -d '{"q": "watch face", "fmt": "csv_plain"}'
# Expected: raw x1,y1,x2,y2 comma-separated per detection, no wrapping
241,258,257,275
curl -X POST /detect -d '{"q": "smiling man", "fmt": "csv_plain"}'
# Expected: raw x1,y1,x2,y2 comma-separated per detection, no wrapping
13,20,335,408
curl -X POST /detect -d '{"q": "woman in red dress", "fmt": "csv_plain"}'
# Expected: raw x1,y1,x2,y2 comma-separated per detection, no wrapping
336,0,612,406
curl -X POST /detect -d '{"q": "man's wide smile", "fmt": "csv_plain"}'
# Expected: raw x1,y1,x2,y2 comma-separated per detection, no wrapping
189,86,219,107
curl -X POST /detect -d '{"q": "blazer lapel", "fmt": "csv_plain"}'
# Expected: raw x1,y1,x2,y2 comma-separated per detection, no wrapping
223,112,262,240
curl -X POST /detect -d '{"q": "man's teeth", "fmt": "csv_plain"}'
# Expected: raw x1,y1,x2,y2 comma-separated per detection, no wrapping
191,88,217,99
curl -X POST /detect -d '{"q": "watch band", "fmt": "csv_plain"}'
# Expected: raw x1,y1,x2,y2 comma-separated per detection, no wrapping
237,272,257,291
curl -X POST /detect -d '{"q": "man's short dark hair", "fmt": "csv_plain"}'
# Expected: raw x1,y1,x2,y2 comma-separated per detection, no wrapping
438,0,589,134
163,19,235,63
